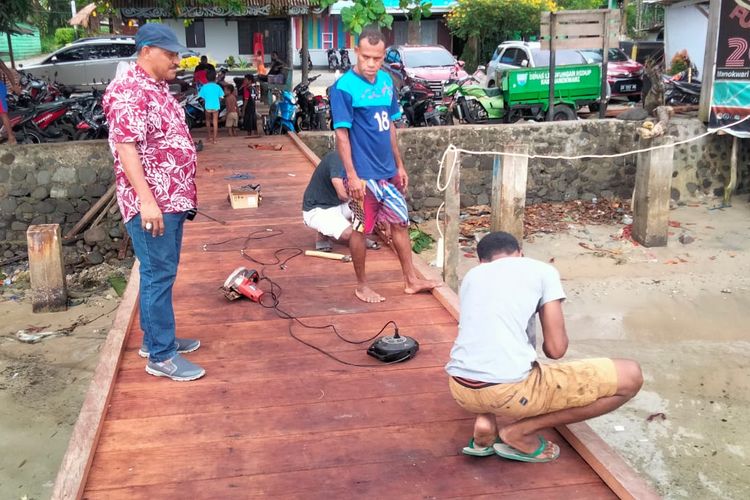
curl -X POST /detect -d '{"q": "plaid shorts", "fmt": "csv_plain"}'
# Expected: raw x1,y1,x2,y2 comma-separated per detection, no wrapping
347,179,409,234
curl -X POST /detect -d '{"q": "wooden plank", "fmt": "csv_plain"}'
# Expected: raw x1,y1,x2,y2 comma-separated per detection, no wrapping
26,224,68,313
540,35,618,51
85,427,597,493
557,423,660,500
541,10,608,24
287,130,322,167
51,262,140,500
490,146,529,243
106,367,451,420
541,22,605,38
632,137,675,247
443,148,460,291
83,449,607,499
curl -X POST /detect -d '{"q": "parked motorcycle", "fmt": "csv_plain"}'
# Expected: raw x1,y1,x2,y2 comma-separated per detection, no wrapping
67,92,108,141
11,99,78,143
443,75,505,124
264,89,297,134
327,48,339,72
339,48,351,71
298,49,313,70
663,68,701,105
294,74,330,131
399,77,451,127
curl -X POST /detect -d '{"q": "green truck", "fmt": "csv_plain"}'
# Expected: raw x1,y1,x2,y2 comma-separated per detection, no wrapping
444,63,605,123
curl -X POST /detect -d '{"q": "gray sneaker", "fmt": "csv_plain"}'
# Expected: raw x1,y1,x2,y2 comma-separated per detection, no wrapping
145,354,206,381
138,338,200,358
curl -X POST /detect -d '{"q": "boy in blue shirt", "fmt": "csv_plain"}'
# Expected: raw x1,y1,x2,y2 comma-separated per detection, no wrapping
329,29,439,303
198,68,224,144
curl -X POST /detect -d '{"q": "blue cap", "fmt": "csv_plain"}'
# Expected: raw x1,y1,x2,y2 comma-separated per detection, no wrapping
135,24,187,54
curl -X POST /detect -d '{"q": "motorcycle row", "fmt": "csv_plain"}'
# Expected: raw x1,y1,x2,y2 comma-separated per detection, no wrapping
2,62,699,144
262,70,499,136
1,71,107,144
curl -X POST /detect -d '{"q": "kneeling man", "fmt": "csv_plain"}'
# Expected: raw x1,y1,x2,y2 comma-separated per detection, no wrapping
302,151,379,252
445,231,643,462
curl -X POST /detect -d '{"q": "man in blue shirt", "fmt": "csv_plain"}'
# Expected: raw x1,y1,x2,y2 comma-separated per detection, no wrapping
329,28,439,303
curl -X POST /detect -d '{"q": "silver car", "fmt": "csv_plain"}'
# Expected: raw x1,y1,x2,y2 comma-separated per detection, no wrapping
19,37,137,88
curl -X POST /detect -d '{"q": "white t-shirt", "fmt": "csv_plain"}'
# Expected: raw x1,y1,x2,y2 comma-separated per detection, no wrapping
445,257,566,383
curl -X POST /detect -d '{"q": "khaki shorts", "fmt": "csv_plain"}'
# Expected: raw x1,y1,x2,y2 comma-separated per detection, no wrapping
225,111,239,128
448,358,618,421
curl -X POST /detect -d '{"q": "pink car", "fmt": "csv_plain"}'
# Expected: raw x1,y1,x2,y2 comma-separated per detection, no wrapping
383,45,469,97
581,48,645,101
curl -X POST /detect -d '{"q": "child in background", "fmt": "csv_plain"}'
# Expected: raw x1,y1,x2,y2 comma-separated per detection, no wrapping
198,68,224,144
224,84,239,137
240,74,258,137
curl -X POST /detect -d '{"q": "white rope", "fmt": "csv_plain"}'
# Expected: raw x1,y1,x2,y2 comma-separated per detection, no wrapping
432,115,750,243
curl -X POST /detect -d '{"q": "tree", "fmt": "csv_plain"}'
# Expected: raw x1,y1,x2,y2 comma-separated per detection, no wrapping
0,0,32,35
446,0,557,68
316,0,433,35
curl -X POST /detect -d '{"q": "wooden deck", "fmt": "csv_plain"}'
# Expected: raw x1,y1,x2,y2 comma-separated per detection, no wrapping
53,133,657,499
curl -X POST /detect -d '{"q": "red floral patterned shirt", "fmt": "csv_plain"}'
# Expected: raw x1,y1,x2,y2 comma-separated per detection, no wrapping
103,63,197,223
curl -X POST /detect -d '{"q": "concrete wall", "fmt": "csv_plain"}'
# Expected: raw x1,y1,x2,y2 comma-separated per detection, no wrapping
664,3,708,73
300,118,749,211
164,18,240,64
0,141,125,264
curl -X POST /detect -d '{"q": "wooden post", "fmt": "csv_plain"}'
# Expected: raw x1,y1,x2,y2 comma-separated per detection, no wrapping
724,135,739,207
632,137,674,247
699,0,720,122
546,12,556,122
301,14,309,83
490,145,529,243
443,149,460,291
599,10,610,120
27,224,68,313
6,32,16,70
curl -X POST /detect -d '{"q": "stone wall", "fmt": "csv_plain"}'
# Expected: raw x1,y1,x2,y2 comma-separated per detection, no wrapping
300,118,750,211
0,141,124,264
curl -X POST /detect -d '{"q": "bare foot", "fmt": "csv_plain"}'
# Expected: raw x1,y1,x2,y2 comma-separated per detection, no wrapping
499,427,558,459
404,278,441,295
355,285,385,303
473,413,499,448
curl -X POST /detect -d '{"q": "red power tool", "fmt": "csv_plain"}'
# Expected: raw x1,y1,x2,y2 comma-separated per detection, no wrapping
221,267,265,302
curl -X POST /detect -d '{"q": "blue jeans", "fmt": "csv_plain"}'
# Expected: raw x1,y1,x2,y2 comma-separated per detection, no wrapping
125,212,187,362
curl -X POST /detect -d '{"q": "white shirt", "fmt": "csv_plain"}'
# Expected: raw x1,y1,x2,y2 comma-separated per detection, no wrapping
445,257,566,383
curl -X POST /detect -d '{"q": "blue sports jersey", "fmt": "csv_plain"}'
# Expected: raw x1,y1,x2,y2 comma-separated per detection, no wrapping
329,69,402,180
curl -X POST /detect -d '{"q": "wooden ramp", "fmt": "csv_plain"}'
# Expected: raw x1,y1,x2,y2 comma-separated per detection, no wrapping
53,134,657,499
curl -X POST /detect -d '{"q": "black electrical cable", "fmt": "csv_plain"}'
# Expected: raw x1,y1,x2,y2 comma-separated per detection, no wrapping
205,228,409,366
258,273,410,367
202,228,302,270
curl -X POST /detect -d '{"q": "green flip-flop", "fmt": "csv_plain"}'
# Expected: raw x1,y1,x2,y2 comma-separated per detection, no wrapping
462,437,501,457
493,436,560,463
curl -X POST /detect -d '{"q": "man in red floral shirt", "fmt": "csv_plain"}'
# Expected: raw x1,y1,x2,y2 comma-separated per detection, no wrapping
103,24,205,381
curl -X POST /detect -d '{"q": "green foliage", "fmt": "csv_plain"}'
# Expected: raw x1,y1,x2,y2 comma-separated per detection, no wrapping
54,27,76,46
669,49,690,76
108,274,127,297
556,0,604,9
235,57,251,69
447,0,558,65
317,0,433,34
409,228,434,254
40,34,59,53
225,55,236,67
0,0,31,35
